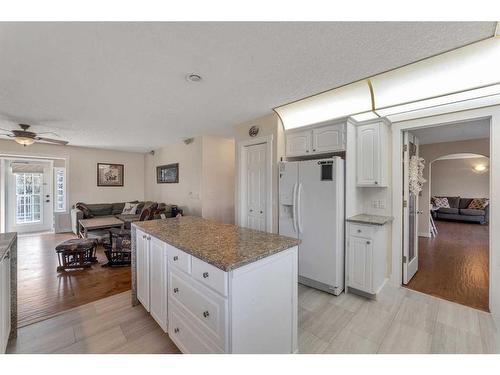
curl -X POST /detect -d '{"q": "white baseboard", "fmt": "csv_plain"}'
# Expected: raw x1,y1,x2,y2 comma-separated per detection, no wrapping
418,231,431,238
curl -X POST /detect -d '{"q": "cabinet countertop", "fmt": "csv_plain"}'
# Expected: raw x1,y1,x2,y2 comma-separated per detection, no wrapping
133,216,300,272
0,232,16,261
347,214,393,226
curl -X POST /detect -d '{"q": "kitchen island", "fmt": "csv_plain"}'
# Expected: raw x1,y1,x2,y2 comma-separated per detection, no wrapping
131,216,300,354
1,232,17,353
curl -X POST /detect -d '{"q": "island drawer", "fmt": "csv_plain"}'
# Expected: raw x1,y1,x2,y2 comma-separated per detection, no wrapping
169,303,223,354
169,268,228,348
166,243,191,274
191,257,228,296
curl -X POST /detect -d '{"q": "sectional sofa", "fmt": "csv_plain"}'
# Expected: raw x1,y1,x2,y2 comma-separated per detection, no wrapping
432,196,489,224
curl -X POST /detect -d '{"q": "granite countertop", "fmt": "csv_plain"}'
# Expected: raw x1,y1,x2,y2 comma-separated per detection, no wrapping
133,216,300,271
347,214,393,226
0,232,17,260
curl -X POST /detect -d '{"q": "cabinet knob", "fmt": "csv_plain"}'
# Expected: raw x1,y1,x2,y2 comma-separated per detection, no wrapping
366,241,371,245
147,236,151,240
173,287,179,293
203,311,210,318
202,272,209,279
306,150,309,153
357,229,362,233
173,256,178,261
313,149,316,152
174,328,180,334
142,235,146,239
249,209,253,212
374,181,378,185
259,210,263,214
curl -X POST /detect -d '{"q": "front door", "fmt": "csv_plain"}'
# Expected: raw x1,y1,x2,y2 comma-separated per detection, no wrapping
242,143,267,231
402,132,419,284
6,160,53,233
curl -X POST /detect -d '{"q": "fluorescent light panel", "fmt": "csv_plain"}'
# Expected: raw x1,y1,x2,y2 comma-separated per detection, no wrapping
275,38,500,130
276,80,372,130
376,84,500,116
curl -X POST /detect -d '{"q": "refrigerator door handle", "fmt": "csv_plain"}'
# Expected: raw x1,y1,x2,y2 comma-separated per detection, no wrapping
297,183,303,234
292,182,298,234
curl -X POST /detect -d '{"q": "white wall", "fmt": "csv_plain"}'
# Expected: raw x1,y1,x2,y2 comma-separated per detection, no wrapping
431,157,489,198
0,139,145,231
201,136,235,224
144,136,235,223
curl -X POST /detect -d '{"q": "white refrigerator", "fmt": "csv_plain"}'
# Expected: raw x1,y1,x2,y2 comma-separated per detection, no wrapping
279,157,345,295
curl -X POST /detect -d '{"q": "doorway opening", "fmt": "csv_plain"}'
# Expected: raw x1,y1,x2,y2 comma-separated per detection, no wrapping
401,119,490,311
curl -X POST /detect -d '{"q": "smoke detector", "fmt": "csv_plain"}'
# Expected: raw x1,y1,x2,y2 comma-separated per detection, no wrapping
186,73,202,83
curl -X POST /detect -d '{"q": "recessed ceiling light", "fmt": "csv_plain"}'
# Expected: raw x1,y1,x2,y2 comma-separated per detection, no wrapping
186,73,202,83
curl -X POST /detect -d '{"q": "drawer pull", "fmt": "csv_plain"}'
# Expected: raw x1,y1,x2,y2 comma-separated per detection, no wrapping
173,287,179,293
357,229,362,233
202,272,209,279
174,328,180,334
173,256,178,261
366,241,371,245
203,311,210,318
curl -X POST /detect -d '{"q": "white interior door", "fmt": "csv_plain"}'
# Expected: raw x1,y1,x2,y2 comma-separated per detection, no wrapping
403,132,419,284
6,160,53,233
243,143,267,231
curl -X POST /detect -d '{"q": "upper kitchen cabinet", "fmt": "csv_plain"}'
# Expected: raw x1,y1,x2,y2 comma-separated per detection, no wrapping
285,122,346,157
356,119,390,187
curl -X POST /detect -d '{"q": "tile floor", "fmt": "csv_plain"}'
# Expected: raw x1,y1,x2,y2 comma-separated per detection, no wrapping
7,283,500,354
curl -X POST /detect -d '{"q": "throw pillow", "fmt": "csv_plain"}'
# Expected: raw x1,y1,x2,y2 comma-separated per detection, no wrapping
139,208,151,221
122,202,139,215
75,202,93,218
433,197,450,209
468,198,489,210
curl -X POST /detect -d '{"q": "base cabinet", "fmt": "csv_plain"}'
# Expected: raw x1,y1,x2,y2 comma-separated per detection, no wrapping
1,250,11,353
134,226,298,353
347,223,388,296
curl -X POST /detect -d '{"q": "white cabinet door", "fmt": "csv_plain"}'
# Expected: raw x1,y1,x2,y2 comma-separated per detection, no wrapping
149,237,168,332
357,123,381,186
312,124,345,153
347,236,373,293
136,230,150,311
286,130,311,157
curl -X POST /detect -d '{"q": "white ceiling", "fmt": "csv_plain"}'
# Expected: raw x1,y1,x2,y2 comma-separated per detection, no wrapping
412,118,490,145
0,22,496,152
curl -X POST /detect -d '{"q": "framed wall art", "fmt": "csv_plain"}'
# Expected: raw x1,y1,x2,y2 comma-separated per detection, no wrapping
97,163,124,186
157,163,179,183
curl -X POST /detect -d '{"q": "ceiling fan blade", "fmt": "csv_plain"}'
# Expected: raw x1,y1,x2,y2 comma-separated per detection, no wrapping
0,128,13,132
0,133,13,137
35,137,69,145
35,131,60,137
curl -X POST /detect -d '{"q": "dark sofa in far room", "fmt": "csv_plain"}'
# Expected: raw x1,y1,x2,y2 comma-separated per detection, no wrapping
432,196,489,224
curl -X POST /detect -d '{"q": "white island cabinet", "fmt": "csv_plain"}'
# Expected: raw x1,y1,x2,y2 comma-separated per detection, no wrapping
132,217,299,354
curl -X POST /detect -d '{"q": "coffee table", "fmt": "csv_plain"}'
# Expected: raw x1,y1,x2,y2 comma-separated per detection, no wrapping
79,217,125,239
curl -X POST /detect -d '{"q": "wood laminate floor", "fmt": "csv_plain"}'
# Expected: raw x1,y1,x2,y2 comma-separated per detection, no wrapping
17,232,131,327
8,284,499,354
406,221,489,312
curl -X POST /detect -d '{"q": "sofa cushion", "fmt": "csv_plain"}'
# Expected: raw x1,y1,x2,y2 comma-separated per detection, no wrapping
468,198,489,210
140,201,157,215
88,203,113,216
459,198,474,209
122,202,139,214
111,202,126,215
438,207,459,215
433,197,450,209
115,214,141,222
460,208,486,216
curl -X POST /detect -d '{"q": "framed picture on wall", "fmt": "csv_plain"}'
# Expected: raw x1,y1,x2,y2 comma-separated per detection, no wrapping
97,163,124,186
157,163,179,183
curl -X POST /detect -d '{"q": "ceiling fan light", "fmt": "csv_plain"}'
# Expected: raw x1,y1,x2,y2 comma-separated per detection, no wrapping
14,136,35,146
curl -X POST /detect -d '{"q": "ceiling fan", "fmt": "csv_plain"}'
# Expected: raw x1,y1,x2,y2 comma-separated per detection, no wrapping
0,124,69,146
